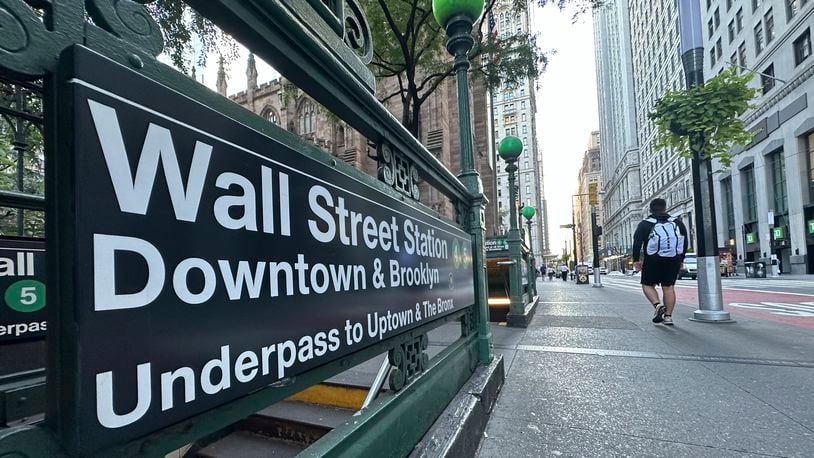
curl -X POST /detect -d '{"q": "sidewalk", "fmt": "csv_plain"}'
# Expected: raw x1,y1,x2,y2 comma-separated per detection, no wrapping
477,279,814,457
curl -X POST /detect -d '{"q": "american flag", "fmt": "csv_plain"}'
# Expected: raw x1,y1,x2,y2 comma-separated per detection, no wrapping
488,11,498,41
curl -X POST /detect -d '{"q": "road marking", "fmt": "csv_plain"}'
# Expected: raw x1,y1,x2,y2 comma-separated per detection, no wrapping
728,302,814,317
515,344,814,368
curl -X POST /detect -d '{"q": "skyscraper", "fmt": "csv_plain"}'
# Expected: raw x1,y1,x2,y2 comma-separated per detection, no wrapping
592,0,643,266
628,0,696,249
488,3,549,256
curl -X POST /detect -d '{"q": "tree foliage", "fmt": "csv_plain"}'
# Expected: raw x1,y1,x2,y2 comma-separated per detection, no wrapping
648,68,758,167
364,0,549,134
146,1,239,73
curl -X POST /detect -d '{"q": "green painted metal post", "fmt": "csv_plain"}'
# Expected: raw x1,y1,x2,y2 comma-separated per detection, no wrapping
522,206,537,297
498,137,524,318
435,0,491,364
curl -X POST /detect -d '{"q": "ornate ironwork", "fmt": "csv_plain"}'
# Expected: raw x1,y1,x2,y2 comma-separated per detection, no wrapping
343,0,372,64
460,306,476,337
388,334,429,391
377,142,421,201
85,0,163,56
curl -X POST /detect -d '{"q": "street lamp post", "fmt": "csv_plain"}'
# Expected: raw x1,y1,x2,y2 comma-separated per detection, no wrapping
522,206,537,296
435,0,495,361
498,136,525,318
677,0,732,322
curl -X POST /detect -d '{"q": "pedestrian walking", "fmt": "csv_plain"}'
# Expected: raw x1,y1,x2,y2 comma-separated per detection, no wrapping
560,264,568,281
547,267,555,281
632,198,688,326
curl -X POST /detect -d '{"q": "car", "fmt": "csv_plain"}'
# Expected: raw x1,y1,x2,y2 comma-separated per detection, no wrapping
599,267,608,275
679,253,698,280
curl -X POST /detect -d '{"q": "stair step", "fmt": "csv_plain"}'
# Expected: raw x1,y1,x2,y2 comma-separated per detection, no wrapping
239,400,354,446
196,431,305,458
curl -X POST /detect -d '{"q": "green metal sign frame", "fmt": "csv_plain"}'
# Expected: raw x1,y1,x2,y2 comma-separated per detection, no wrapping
0,0,492,456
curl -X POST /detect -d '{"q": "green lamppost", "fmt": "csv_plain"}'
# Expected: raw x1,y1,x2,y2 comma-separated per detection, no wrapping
522,205,537,296
434,0,493,363
498,136,525,320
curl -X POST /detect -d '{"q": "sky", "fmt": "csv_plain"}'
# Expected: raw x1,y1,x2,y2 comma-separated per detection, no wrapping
530,4,599,256
188,3,600,257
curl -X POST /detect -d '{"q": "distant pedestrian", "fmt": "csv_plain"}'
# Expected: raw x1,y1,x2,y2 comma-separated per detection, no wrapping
632,198,688,326
547,267,555,281
560,264,568,281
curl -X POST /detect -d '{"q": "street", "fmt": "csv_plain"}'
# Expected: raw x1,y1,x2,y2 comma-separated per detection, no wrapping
478,277,814,457
602,275,814,329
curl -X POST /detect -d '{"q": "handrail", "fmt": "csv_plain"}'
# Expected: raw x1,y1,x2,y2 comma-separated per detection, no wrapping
354,356,391,416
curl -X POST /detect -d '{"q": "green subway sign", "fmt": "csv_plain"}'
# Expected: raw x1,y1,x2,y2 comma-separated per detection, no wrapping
808,219,814,235
773,227,785,240
745,232,756,244
0,237,46,343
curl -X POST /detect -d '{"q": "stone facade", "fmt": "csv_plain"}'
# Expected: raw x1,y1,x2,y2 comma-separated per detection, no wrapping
575,131,603,265
592,0,642,268
704,0,814,274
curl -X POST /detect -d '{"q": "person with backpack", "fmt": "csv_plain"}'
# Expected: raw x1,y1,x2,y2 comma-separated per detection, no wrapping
632,198,688,326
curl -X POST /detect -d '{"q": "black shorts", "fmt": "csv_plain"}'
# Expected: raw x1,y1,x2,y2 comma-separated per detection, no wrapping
641,256,681,286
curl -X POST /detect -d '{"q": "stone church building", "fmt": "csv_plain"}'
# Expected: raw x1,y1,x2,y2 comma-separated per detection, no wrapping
224,54,498,235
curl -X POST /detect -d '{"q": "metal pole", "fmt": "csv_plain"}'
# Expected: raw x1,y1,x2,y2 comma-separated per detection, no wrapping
677,0,732,322
526,218,537,296
445,13,494,360
504,159,524,314
591,206,602,287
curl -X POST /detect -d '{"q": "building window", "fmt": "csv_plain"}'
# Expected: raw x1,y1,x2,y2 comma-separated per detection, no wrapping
738,42,747,68
765,10,775,43
716,38,723,58
261,107,279,125
754,23,765,53
751,0,760,12
727,0,733,11
761,64,775,94
710,47,717,67
787,0,800,21
722,178,736,230
807,132,814,187
714,8,721,28
708,19,715,39
736,8,744,32
728,20,735,43
794,29,812,66
770,151,788,214
297,99,315,135
742,166,757,222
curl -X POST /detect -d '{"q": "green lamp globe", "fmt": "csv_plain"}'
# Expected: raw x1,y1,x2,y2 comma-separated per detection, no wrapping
432,0,485,28
498,136,523,162
522,206,536,220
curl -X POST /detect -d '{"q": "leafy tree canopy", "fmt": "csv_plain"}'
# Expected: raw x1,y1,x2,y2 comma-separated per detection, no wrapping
648,68,758,167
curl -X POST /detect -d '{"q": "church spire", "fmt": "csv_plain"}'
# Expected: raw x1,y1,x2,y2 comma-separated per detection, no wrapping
246,52,258,90
216,56,227,96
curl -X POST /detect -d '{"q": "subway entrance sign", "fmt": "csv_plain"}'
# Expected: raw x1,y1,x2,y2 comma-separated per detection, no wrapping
0,237,46,343
53,47,474,453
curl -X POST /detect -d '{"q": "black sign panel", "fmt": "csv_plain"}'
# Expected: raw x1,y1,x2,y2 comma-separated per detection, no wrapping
0,237,46,343
56,47,474,451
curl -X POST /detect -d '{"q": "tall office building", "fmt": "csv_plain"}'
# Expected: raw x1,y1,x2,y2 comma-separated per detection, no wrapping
575,131,603,264
488,3,549,256
592,0,643,269
628,0,696,249
704,0,814,273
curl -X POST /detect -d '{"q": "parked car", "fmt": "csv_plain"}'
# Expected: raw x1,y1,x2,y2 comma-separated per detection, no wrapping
679,253,698,280
599,266,608,275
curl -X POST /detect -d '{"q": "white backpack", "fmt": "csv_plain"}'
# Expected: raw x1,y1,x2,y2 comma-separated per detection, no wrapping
645,217,685,258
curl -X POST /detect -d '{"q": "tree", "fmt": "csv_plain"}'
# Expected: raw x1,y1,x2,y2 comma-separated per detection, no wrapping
364,0,548,135
648,68,758,167
147,1,602,134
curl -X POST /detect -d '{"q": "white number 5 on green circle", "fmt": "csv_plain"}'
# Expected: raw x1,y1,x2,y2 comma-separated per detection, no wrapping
5,280,46,313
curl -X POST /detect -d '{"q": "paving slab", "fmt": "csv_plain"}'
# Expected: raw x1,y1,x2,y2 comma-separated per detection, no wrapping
477,279,814,457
